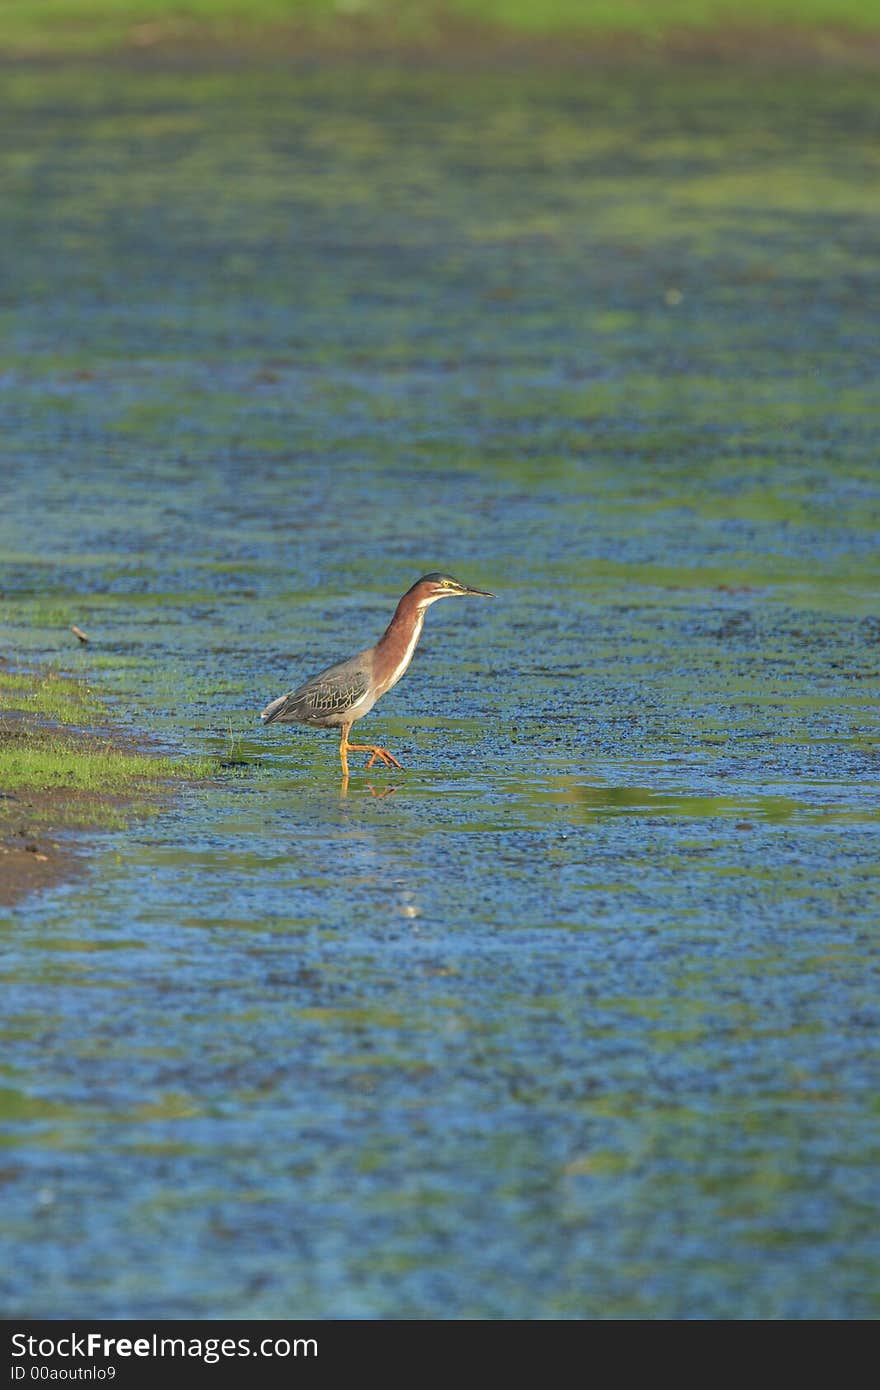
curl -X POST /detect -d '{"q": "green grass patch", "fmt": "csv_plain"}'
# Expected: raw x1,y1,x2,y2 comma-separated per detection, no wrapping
0,727,214,797
450,1,880,36
0,666,215,846
0,668,106,727
0,1,878,58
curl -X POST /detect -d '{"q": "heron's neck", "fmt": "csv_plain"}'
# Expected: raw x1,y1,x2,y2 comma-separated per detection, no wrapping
374,591,435,695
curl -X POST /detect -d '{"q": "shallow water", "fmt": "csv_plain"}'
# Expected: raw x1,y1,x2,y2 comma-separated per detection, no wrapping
1,62,879,1318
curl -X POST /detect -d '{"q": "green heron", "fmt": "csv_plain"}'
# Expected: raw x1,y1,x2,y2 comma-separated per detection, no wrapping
261,572,494,778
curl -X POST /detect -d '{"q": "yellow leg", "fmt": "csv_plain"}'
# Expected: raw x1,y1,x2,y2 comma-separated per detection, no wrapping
338,723,402,773
339,724,351,779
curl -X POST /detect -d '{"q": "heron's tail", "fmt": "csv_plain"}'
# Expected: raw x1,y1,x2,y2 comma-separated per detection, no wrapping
260,692,293,724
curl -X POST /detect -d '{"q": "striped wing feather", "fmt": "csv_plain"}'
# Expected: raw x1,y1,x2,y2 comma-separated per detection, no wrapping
262,665,369,724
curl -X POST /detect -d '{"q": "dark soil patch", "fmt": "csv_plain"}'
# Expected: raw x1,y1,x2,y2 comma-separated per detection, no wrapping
0,811,84,909
0,773,139,910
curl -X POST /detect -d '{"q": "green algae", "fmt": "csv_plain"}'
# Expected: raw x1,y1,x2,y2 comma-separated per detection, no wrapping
0,59,878,1322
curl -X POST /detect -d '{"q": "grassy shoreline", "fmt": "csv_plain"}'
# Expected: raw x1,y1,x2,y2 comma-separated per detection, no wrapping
0,663,213,908
2,1,879,63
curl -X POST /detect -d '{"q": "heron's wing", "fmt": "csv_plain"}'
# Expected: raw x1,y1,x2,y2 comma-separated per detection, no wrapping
261,661,370,724
299,666,371,718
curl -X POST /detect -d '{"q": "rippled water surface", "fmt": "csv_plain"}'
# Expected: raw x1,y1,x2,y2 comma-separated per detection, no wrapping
1,62,879,1318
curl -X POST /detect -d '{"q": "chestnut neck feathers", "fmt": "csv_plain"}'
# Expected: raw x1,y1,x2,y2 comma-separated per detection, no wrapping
372,584,436,695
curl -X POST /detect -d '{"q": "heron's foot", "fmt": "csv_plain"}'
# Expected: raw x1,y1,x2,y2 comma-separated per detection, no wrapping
346,742,403,771
366,748,402,771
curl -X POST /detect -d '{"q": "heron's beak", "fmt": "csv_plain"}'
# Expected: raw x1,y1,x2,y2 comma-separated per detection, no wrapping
461,585,494,597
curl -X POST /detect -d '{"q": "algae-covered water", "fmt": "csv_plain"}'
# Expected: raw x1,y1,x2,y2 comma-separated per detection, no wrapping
1,62,879,1319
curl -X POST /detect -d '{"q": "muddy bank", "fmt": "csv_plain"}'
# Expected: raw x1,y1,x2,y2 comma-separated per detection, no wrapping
0,731,135,910
0,794,85,908
0,669,213,909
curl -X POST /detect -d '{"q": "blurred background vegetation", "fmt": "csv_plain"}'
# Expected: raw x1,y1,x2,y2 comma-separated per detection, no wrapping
1,0,879,59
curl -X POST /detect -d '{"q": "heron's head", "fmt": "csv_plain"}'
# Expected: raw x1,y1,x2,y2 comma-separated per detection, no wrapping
410,573,494,607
